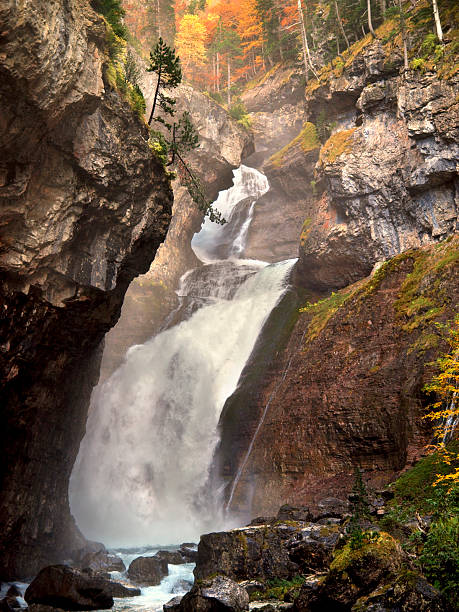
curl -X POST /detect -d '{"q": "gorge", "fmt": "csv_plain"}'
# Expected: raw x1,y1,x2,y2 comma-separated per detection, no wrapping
0,0,458,610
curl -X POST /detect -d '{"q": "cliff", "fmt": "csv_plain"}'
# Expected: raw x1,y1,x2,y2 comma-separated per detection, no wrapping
0,0,172,579
220,237,459,517
219,26,459,518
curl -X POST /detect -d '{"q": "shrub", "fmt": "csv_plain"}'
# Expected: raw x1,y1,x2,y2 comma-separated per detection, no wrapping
419,514,459,607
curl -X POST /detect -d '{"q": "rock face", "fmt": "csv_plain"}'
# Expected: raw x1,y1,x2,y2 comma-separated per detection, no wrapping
100,80,253,380
219,237,459,516
0,0,172,579
300,56,458,289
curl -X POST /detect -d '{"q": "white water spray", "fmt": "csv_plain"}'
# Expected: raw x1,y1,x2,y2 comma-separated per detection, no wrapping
70,166,295,546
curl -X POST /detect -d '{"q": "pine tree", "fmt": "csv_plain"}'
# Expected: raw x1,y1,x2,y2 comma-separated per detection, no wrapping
147,37,182,126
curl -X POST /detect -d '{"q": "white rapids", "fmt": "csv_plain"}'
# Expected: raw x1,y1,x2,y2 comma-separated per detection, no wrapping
69,165,296,547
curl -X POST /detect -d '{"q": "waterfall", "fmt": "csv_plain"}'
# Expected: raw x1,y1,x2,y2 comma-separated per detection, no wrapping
70,166,296,546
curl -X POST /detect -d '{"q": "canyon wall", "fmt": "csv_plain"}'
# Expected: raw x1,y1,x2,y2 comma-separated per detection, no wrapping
0,0,172,579
219,36,458,517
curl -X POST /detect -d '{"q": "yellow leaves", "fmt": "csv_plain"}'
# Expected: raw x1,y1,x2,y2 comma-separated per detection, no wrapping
175,14,207,72
423,316,459,489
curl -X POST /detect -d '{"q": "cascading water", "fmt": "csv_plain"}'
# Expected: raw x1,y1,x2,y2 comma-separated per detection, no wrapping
70,165,296,547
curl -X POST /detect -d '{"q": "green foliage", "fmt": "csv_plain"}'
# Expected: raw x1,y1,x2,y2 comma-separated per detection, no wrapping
419,515,459,607
124,49,141,85
250,576,306,602
411,57,426,72
147,37,182,125
316,109,336,144
228,100,252,129
347,467,373,549
92,0,127,39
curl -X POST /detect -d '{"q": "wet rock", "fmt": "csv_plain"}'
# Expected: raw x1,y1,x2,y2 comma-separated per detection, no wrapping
179,544,198,563
79,550,126,574
195,525,300,582
250,602,293,611
179,575,249,612
127,555,168,586
27,606,65,612
155,550,186,565
164,595,183,611
24,565,115,610
239,581,266,596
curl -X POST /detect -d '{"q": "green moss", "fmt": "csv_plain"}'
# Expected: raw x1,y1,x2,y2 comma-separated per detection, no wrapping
389,442,459,513
250,576,306,603
318,128,356,165
331,532,397,572
300,217,313,246
270,122,320,168
300,287,357,343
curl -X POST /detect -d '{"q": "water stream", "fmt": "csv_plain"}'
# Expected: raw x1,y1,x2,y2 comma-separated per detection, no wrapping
70,165,295,552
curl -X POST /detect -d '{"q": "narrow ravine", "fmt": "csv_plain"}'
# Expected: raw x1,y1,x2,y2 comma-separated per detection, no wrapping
69,166,296,554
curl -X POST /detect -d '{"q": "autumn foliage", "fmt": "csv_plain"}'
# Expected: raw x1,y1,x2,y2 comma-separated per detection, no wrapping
424,316,459,488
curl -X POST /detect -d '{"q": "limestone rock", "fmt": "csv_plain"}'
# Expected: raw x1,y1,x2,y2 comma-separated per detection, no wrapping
178,575,249,612
155,550,187,565
127,556,169,586
0,0,172,579
79,550,126,574
24,565,115,610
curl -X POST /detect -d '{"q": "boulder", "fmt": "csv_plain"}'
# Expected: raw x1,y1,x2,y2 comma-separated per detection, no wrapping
287,524,341,572
179,544,198,563
179,575,249,611
276,505,312,523
353,571,446,611
24,565,115,610
79,550,126,573
164,595,183,611
250,603,293,611
313,498,350,521
195,525,300,582
293,532,411,610
155,550,186,565
127,555,168,586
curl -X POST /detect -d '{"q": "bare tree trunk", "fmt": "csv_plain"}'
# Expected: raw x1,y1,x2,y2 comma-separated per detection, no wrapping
380,0,386,17
148,64,162,125
367,0,376,37
398,0,409,71
227,60,231,108
334,0,350,49
216,52,220,92
431,0,444,42
298,0,318,80
155,0,161,39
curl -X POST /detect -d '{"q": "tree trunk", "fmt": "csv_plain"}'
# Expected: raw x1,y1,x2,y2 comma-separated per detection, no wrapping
148,63,162,126
431,0,444,42
155,0,161,39
227,60,231,108
367,0,376,37
380,0,386,17
216,53,220,92
398,0,409,71
334,0,350,49
298,0,318,80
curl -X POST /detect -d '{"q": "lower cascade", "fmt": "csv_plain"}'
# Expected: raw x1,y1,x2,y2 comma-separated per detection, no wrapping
69,165,296,547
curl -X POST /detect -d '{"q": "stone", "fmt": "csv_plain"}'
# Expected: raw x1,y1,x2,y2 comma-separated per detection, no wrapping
164,595,184,611
127,556,169,586
155,550,186,565
277,505,312,523
194,525,300,583
178,575,249,612
287,524,341,572
314,498,350,520
179,544,198,563
79,550,126,573
24,565,115,610
239,581,266,597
